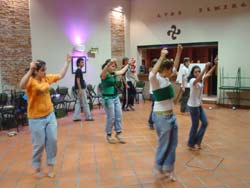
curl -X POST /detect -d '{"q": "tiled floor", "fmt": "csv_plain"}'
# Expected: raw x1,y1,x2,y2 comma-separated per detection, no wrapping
0,101,250,188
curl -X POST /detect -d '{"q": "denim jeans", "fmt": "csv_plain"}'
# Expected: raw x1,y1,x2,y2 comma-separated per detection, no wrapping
154,113,178,172
148,94,155,125
73,89,92,120
103,96,122,135
29,112,57,169
187,106,208,147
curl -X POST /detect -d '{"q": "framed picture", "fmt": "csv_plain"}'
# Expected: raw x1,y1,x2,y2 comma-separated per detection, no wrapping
71,56,87,74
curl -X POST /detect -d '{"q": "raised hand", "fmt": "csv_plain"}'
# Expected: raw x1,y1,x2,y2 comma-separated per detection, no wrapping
129,58,136,65
205,62,211,70
177,44,183,51
214,56,218,65
160,48,168,58
66,54,72,64
30,61,37,72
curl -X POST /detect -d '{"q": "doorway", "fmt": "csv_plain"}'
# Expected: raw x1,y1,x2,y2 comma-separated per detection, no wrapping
137,42,218,96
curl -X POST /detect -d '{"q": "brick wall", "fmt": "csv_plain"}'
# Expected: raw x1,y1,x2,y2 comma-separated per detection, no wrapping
0,0,31,92
110,11,125,67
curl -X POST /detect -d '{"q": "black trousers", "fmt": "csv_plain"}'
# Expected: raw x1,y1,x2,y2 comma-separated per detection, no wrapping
122,81,136,109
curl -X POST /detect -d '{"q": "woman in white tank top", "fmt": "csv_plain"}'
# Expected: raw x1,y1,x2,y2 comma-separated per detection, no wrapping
187,57,218,150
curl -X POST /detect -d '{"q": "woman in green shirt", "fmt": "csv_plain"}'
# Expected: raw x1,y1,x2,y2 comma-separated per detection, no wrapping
100,58,132,144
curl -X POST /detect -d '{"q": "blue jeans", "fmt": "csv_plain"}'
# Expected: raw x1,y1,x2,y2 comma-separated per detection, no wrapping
154,113,178,172
28,112,57,169
188,106,208,147
73,89,92,120
148,94,155,125
103,96,122,135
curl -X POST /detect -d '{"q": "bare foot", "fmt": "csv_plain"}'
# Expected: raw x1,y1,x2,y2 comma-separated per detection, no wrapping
47,165,55,178
196,144,202,149
165,171,177,181
34,168,46,178
48,172,55,178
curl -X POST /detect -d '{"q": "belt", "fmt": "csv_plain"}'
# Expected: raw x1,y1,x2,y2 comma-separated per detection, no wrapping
154,110,173,116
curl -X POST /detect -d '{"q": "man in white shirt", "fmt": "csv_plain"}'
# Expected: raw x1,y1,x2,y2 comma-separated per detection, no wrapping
180,57,191,114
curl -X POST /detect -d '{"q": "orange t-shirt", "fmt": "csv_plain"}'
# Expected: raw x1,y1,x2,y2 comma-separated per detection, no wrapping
26,74,60,118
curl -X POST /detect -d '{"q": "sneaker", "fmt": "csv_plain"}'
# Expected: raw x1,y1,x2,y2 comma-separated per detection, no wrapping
85,118,94,121
122,107,130,111
128,105,135,111
115,133,126,144
106,135,116,144
73,118,81,122
149,124,154,130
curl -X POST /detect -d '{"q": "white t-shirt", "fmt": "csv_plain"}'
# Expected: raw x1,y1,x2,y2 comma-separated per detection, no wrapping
149,72,174,111
181,65,190,88
187,78,203,107
125,68,138,83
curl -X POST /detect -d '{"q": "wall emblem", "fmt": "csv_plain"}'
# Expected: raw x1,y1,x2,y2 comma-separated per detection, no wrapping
167,25,181,40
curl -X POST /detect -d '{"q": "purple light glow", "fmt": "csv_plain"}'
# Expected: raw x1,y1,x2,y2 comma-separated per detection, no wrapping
65,23,90,46
71,50,85,57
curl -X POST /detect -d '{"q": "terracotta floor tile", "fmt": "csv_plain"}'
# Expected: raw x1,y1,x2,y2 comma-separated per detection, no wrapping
80,171,98,179
199,176,225,187
1,182,17,188
161,180,185,188
217,175,244,186
141,181,164,188
120,185,142,188
58,180,78,188
117,169,136,177
1,102,250,188
227,183,250,188
36,180,57,188
181,178,205,188
79,179,98,188
16,182,37,188
99,177,119,187
119,176,140,186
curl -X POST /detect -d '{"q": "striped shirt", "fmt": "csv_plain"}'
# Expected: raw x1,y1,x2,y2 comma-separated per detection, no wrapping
149,72,174,112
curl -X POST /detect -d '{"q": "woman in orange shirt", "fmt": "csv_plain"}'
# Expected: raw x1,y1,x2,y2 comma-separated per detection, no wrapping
20,54,71,178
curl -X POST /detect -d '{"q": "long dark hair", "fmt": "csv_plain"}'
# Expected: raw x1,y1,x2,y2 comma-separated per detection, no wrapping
187,65,200,82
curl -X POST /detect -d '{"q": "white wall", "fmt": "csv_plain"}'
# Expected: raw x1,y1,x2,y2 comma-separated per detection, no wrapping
130,0,250,77
30,0,130,89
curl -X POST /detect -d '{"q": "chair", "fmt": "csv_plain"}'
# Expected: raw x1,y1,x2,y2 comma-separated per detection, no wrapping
218,67,240,107
56,86,76,112
135,80,146,103
50,87,67,118
11,90,27,127
86,84,102,109
0,92,18,132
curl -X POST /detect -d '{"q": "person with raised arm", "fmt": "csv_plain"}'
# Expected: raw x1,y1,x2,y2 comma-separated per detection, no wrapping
100,58,132,144
180,57,191,114
187,56,218,150
149,44,183,181
19,54,71,178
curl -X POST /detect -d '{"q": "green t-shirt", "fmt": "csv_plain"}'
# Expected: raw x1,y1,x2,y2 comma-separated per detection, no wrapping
101,72,117,98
